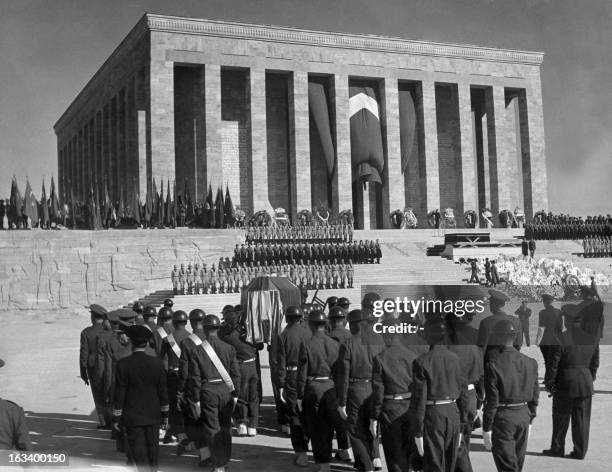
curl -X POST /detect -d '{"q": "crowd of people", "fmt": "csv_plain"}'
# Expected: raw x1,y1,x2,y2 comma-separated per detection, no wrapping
68,285,604,472
244,223,354,243
525,213,612,240
171,259,356,294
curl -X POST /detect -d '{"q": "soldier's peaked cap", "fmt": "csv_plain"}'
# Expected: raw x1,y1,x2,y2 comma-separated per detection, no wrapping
488,289,510,304
106,310,120,323
541,293,555,302
117,308,136,321
125,325,153,344
89,304,108,317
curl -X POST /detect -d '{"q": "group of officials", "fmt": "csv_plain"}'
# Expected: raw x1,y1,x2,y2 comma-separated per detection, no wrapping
582,235,612,258
244,223,354,244
525,219,611,241
76,284,603,472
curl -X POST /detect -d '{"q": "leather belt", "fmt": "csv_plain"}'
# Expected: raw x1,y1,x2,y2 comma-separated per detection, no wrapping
426,399,456,405
384,392,412,400
205,378,223,384
467,384,475,391
499,402,527,408
286,366,298,371
240,357,256,363
307,376,329,381
349,378,371,383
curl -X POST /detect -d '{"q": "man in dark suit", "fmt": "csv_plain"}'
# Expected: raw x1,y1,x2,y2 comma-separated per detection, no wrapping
113,325,169,472
79,304,110,429
0,358,32,451
543,304,599,459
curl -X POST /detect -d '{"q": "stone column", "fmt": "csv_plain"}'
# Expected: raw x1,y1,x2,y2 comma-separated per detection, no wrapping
288,70,311,216
458,82,477,221
249,68,269,213
148,52,175,188
524,74,548,215
331,73,353,215
492,85,518,213
204,64,223,192
136,70,148,200
382,76,404,228
421,79,440,213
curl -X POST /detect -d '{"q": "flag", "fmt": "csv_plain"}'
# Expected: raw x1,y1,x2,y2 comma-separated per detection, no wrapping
152,178,159,224
50,176,60,221
224,185,234,224
207,184,215,229
23,178,39,225
104,179,111,225
215,186,224,229
40,179,50,228
9,176,23,225
131,183,141,225
144,185,153,224
69,182,76,228
349,80,384,183
308,78,335,176
399,86,417,173
157,179,165,227
172,180,178,227
165,180,173,227
184,179,194,225
117,186,125,224
94,184,102,230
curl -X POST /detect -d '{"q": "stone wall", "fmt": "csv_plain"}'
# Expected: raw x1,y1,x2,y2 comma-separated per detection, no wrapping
0,229,241,314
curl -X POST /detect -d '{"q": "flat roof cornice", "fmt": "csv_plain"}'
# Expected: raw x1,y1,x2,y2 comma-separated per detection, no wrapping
146,13,544,66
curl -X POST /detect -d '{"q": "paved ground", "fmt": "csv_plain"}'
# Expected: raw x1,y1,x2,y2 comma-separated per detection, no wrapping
1,310,611,472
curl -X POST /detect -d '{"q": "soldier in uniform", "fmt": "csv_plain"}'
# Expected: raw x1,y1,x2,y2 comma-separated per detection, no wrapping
514,300,532,347
189,315,241,472
113,324,169,472
220,309,260,437
535,294,563,380
370,318,418,472
277,306,312,466
347,261,354,288
159,310,190,448
477,290,522,360
142,306,160,357
179,264,188,294
297,309,342,472
482,320,539,472
412,318,469,472
0,358,32,451
337,309,385,472
543,304,599,459
328,307,351,345
176,309,206,457
80,304,111,429
171,265,180,294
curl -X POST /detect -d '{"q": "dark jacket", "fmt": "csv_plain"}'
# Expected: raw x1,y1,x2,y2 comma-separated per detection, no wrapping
113,351,169,426
297,330,340,398
0,399,32,450
188,336,241,398
79,323,106,379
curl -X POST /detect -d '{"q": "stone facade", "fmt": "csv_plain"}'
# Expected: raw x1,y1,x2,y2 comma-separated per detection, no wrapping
55,13,548,228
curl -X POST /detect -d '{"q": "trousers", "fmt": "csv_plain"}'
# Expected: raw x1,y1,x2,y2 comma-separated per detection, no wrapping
236,361,259,427
303,380,339,463
284,371,308,453
125,424,159,472
200,384,234,467
491,406,530,472
346,382,377,471
379,398,415,472
551,394,591,458
422,402,460,472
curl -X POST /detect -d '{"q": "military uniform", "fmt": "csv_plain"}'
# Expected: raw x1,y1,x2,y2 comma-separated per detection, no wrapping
483,345,539,471
371,336,418,472
477,291,522,359
538,303,563,377
0,358,32,451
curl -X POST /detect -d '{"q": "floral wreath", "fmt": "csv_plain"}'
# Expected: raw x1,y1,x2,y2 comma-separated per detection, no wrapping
315,204,330,224
533,210,547,224
499,209,516,227
338,209,354,225
404,208,418,228
427,209,440,228
464,210,478,228
390,209,404,228
297,209,313,225
249,210,272,227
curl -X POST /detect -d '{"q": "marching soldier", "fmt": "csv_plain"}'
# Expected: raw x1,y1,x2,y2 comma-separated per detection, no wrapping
188,314,240,472
412,318,469,472
112,324,169,472
220,309,260,437
297,309,342,472
79,304,111,429
483,320,539,472
0,358,32,451
514,300,532,346
142,306,161,357
477,290,522,359
328,306,351,344
370,318,418,472
277,306,311,466
336,309,385,472
543,304,599,459
160,310,190,448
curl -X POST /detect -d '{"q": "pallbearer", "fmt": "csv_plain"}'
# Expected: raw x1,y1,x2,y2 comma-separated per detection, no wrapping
483,320,539,471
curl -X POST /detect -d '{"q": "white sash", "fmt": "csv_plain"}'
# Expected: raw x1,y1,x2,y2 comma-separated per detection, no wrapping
157,327,168,339
188,334,235,392
167,333,181,358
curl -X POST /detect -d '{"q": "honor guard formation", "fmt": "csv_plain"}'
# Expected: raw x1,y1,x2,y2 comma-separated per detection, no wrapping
170,225,382,295
76,284,604,472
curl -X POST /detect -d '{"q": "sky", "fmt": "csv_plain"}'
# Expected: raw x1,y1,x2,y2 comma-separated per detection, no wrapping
1,0,610,214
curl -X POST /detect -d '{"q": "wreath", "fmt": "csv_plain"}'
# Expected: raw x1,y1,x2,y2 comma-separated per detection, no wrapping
315,204,330,224
441,208,456,229
404,208,418,228
499,209,515,228
297,209,313,225
427,209,440,228
534,210,547,225
249,210,272,227
390,209,404,229
464,210,478,228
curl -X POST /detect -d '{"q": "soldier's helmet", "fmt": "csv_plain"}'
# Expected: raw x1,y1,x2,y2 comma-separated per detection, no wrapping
189,309,206,321
308,310,327,324
143,305,157,318
337,297,350,309
222,304,235,315
301,303,314,316
347,309,368,323
158,307,173,320
203,314,221,328
285,306,303,319
328,306,346,319
362,292,381,309
132,301,144,314
172,310,188,322
326,296,339,308
163,298,174,308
